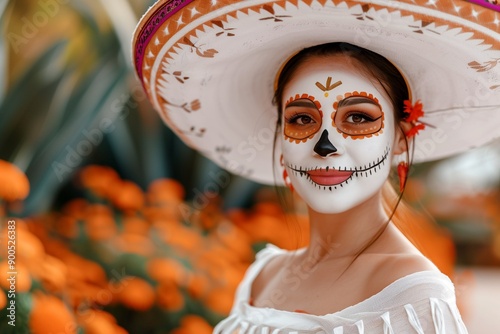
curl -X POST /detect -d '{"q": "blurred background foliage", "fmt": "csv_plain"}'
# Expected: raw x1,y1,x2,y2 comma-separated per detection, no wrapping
1,0,500,333
0,0,261,217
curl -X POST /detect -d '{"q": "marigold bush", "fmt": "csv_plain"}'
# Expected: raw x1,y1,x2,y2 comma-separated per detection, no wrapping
0,163,458,333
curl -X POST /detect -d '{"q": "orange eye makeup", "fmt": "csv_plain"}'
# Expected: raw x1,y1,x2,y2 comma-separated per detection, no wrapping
283,95,323,143
332,92,384,139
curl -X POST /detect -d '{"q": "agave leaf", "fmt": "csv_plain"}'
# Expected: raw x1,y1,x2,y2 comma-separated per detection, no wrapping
104,99,144,185
10,60,107,169
133,103,171,186
0,0,11,103
0,0,9,19
222,176,260,209
0,36,7,105
22,62,129,215
0,41,67,136
190,155,225,198
10,70,77,170
97,0,137,69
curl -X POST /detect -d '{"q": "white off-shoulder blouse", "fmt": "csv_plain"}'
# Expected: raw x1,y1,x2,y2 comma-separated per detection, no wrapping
214,244,468,334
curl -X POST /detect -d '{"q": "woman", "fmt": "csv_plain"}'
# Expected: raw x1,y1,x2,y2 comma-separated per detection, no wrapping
215,42,464,333
132,1,500,332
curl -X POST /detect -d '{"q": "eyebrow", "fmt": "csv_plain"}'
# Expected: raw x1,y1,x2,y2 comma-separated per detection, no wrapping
338,96,379,107
285,99,318,109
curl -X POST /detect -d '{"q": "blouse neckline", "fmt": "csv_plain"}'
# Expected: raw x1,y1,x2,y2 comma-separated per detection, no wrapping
239,244,453,320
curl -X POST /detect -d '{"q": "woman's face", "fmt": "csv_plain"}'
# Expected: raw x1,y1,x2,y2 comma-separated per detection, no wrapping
280,55,400,213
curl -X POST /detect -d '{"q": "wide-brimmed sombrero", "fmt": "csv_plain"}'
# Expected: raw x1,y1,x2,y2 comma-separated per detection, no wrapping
132,0,500,185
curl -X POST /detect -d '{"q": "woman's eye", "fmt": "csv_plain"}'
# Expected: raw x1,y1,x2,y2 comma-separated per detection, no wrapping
288,114,315,125
295,115,314,125
345,113,373,124
283,98,323,140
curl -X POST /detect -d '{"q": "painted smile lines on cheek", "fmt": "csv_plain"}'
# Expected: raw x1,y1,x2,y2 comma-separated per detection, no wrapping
287,147,391,190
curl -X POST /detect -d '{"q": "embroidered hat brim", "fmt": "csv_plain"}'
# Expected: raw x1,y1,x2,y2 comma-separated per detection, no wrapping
133,0,500,185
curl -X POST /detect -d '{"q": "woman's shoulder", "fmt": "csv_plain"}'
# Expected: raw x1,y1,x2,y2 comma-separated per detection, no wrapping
248,244,297,301
352,252,456,311
363,252,439,290
232,244,291,304
356,250,442,302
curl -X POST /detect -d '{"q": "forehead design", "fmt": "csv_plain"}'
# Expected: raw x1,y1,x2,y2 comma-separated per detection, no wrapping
315,77,342,98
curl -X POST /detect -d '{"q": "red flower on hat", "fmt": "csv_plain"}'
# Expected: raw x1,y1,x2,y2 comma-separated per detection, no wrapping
403,100,425,138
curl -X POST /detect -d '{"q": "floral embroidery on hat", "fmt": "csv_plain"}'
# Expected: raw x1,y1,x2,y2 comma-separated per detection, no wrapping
260,4,291,22
468,58,500,72
212,20,236,37
181,37,218,58
352,4,374,21
181,126,206,138
409,21,440,34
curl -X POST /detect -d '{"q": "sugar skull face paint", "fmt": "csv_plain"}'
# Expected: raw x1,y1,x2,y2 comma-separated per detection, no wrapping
280,56,399,214
332,92,385,139
283,94,323,143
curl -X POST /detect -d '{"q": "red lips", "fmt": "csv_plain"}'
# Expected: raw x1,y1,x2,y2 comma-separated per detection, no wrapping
307,169,353,186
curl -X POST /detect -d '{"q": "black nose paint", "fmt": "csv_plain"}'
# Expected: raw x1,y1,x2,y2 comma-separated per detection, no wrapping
314,129,337,157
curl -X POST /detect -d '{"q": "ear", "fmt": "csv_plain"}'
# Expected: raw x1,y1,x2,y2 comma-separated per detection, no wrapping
393,121,412,155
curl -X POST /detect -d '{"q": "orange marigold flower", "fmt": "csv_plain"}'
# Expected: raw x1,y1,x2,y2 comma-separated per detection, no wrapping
122,216,150,236
0,289,6,310
203,287,235,315
214,223,253,261
85,214,117,241
161,225,202,252
117,277,156,311
84,203,114,220
110,180,145,211
148,178,185,203
79,165,120,198
186,274,209,299
0,160,30,201
55,216,79,239
254,201,284,217
0,227,45,264
62,198,88,219
113,233,155,256
37,255,68,293
157,281,184,311
79,310,125,334
29,293,77,334
74,257,107,285
173,315,213,334
0,261,31,292
147,257,186,285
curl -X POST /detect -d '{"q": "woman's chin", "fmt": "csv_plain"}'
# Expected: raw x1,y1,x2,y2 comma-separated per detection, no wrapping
292,178,384,215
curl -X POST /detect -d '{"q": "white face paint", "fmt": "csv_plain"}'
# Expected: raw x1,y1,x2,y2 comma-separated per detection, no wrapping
281,56,398,213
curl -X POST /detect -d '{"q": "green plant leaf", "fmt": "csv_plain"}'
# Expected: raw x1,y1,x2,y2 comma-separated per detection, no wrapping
0,41,67,137
22,62,129,215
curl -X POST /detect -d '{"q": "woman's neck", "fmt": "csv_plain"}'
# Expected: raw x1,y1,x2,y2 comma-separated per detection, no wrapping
303,190,389,264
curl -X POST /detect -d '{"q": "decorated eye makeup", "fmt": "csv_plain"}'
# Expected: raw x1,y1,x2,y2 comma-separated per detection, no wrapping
331,92,385,139
283,95,322,143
